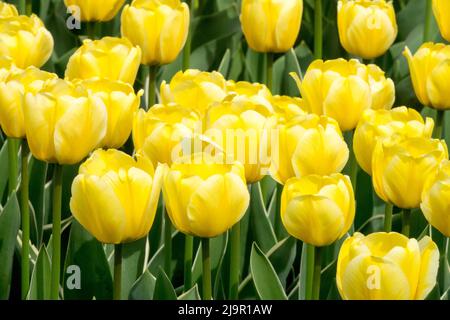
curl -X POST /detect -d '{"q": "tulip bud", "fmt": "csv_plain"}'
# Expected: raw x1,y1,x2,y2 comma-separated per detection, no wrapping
240,0,303,53
24,79,107,165
0,2,18,18
0,67,57,139
372,136,448,209
432,0,450,42
225,80,273,112
161,69,227,116
70,149,164,244
337,232,439,300
338,0,397,59
404,43,450,109
421,160,450,237
65,37,142,85
121,0,190,66
163,153,250,238
354,107,434,175
281,173,355,247
65,0,126,22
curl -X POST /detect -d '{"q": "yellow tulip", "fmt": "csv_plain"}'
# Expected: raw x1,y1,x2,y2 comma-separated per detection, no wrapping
0,15,53,68
404,43,450,109
161,69,227,116
0,56,16,81
421,160,450,237
133,104,201,167
338,0,397,59
0,67,57,139
65,0,126,22
225,80,273,111
265,113,349,184
121,0,189,65
366,64,395,111
271,95,307,120
240,0,303,53
163,152,250,238
372,136,448,209
70,149,164,244
205,100,273,183
354,107,434,175
337,232,439,300
65,37,142,85
432,0,450,42
75,79,143,148
0,1,18,18
24,78,107,165
281,173,355,247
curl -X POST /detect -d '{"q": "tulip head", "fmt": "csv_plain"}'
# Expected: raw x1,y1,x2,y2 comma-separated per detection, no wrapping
163,153,250,238
65,0,126,22
281,173,355,247
337,232,439,300
225,80,273,111
65,37,142,85
354,107,434,175
432,0,450,42
0,2,18,18
161,69,227,115
70,149,164,244
338,0,397,59
372,136,448,209
240,0,303,53
271,95,307,120
121,0,190,65
24,79,107,165
0,67,57,138
366,64,395,111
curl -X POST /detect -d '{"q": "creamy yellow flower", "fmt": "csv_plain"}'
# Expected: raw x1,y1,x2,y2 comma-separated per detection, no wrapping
367,64,395,110
163,153,250,238
354,107,434,175
240,0,303,53
432,0,450,42
338,0,397,59
271,95,307,120
281,173,355,247
0,56,16,82
372,136,448,209
337,232,439,300
0,1,18,18
24,79,107,165
65,0,126,22
0,15,53,68
225,80,273,111
70,149,164,244
121,0,189,65
65,37,142,85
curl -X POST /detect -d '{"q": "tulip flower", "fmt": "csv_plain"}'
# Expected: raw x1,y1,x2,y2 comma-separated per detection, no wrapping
65,37,142,85
240,0,303,53
225,80,273,111
0,15,54,68
161,69,227,116
354,107,434,175
432,0,450,42
372,136,448,209
0,1,18,18
366,64,395,111
337,232,439,300
75,78,143,148
271,95,307,120
421,160,450,237
23,78,107,165
337,0,397,59
121,0,190,66
65,0,126,22
0,67,57,139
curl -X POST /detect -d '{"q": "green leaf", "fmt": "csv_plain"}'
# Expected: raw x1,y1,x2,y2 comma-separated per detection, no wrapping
0,141,9,202
128,270,156,300
121,237,147,299
250,243,287,300
298,242,309,300
27,245,52,300
153,268,177,300
267,237,297,286
178,284,201,300
0,193,20,299
28,158,48,245
217,49,231,78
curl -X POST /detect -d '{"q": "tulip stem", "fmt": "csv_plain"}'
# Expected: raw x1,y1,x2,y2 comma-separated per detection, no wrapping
312,246,322,300
184,235,193,292
182,0,194,71
113,243,123,300
26,0,32,15
401,208,412,237
433,110,445,139
266,52,274,92
229,222,240,299
423,0,433,42
7,138,18,196
147,65,158,109
384,202,393,232
274,183,286,239
164,209,172,279
314,0,323,59
50,164,63,300
201,238,212,300
20,141,30,299
305,243,315,300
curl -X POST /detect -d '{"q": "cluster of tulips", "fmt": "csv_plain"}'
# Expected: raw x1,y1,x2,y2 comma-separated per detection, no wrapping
1,0,450,301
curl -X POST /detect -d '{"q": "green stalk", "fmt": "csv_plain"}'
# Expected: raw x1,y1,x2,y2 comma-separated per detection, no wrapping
266,52,274,92
183,235,193,292
274,183,286,239
20,141,30,299
147,65,158,109
201,238,212,300
50,164,63,300
25,0,32,15
7,138,18,196
314,0,323,59
433,110,445,139
312,246,322,300
423,0,433,42
384,202,393,232
182,0,194,71
401,208,412,237
164,209,172,279
113,243,123,300
229,222,240,299
305,243,315,300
